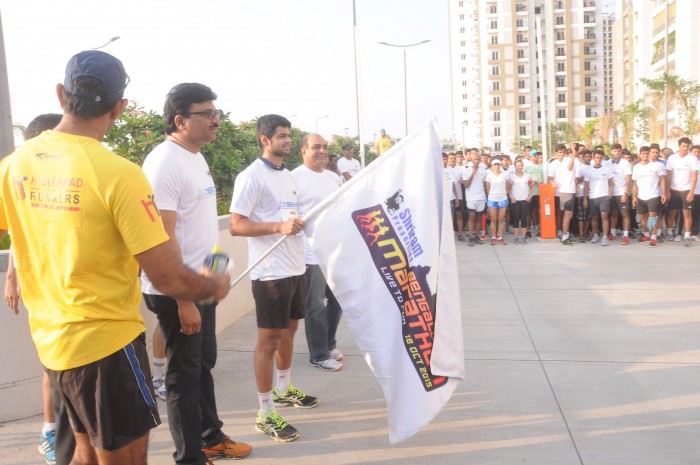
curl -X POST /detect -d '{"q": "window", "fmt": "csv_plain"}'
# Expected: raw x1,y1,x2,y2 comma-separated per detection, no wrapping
556,31,565,41
517,49,525,59
460,40,466,46
518,65,525,74
493,96,501,106
461,54,466,60
490,21,498,29
492,81,500,90
556,16,564,25
517,34,527,43
519,95,526,104
463,94,468,99
491,35,499,44
463,107,468,112
494,127,501,136
460,27,465,33
493,111,501,121
516,19,524,28
459,1,463,6
519,111,526,120
585,62,592,70
586,108,593,117
490,5,497,13
556,47,565,56
461,68,467,73
459,14,465,20
520,126,527,136
585,77,593,86
557,63,565,72
491,51,499,60
495,142,501,151
518,80,526,89
558,109,566,118
492,66,500,75
585,92,592,102
558,93,566,103
556,76,565,87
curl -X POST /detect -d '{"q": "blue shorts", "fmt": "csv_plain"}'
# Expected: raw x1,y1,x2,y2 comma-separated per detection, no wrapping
487,199,509,209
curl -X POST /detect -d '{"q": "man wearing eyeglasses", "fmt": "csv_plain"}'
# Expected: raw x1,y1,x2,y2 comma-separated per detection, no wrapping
141,83,252,463
292,135,344,372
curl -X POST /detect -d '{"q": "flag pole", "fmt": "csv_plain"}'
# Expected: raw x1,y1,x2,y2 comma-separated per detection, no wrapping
229,235,288,289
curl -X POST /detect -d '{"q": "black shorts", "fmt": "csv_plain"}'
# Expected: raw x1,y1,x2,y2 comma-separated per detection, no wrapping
636,196,661,214
669,190,693,210
46,334,160,450
612,195,630,212
576,196,591,221
252,275,307,328
590,196,611,216
560,193,575,212
531,195,540,209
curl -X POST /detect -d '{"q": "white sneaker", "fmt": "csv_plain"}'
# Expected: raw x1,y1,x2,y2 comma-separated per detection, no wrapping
674,234,682,242
153,376,167,400
692,235,700,242
309,358,343,371
329,348,344,361
556,230,563,239
590,233,599,243
601,235,608,246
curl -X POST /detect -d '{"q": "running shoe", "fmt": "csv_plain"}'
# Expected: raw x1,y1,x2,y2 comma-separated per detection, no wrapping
467,237,475,247
607,233,616,241
329,348,344,361
514,237,520,245
458,234,467,242
498,237,507,245
526,230,532,238
601,235,609,246
38,430,56,465
255,410,300,442
684,237,692,247
202,436,252,460
561,238,574,246
556,231,563,239
638,235,649,243
309,358,342,372
590,233,599,243
621,236,629,245
153,375,167,401
490,237,497,245
273,383,319,408
649,239,657,247
479,234,489,242
674,234,682,242
692,235,700,242
521,238,528,245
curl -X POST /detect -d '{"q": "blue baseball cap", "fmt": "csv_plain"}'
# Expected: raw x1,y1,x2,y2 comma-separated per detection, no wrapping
64,50,129,102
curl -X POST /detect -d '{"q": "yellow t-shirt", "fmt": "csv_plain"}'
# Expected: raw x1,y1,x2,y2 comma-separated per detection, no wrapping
0,130,169,370
375,136,392,156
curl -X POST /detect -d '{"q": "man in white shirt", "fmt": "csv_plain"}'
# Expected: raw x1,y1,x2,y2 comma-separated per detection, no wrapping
141,83,251,462
632,145,667,246
548,144,579,245
584,150,614,245
665,137,698,246
291,135,344,372
608,143,633,244
337,143,361,182
461,151,486,246
230,115,318,443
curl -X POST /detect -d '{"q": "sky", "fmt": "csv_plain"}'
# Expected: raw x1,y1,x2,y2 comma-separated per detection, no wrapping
1,0,452,144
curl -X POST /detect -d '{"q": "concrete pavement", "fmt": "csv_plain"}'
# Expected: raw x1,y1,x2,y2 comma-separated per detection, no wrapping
2,236,699,465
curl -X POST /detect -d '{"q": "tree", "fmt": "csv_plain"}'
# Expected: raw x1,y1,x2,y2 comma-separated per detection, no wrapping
615,101,641,150
640,73,700,144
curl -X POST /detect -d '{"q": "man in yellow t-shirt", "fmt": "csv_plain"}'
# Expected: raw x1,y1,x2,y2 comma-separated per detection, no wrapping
0,50,231,463
374,128,392,157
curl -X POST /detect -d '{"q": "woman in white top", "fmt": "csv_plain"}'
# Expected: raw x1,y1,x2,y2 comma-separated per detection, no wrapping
485,159,512,245
508,160,534,244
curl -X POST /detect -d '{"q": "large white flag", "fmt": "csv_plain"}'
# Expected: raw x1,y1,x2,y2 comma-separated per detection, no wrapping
304,120,464,444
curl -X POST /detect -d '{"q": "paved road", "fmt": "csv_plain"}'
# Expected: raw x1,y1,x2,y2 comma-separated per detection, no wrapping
2,237,699,465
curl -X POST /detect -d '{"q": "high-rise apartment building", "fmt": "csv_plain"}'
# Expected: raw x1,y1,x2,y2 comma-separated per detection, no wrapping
449,0,605,152
614,0,700,146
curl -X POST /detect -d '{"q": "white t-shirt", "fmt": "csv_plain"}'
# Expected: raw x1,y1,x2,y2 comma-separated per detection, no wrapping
140,141,219,295
509,172,531,201
291,165,341,265
610,158,633,195
551,157,579,194
230,158,305,280
485,171,509,201
462,165,486,201
450,166,464,199
337,157,361,181
695,159,700,195
576,164,589,197
632,162,665,200
444,167,457,201
666,153,699,191
584,165,612,199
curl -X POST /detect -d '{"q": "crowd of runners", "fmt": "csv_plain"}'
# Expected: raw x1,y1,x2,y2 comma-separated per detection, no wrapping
444,138,700,247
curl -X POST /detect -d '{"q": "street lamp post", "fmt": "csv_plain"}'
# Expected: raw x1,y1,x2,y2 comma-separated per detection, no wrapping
314,115,328,133
92,36,120,50
378,40,430,136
